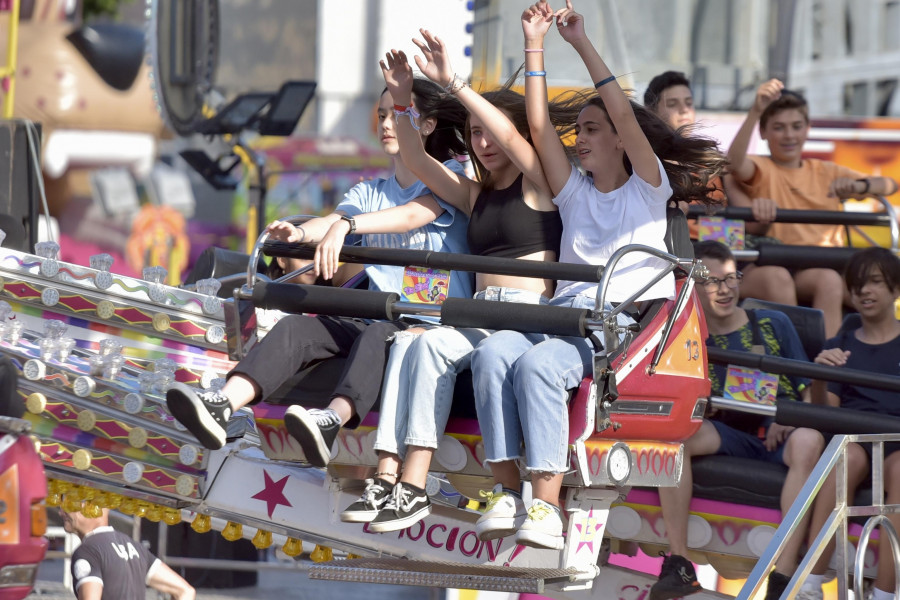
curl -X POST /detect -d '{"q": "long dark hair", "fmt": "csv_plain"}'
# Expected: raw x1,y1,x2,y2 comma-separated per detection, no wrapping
464,75,577,190
407,78,468,161
553,90,726,206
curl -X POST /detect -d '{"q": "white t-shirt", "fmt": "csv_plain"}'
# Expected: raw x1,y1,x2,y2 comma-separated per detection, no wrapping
553,158,675,302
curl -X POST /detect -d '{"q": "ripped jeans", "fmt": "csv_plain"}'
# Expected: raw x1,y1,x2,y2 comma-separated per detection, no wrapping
470,294,634,473
373,287,549,459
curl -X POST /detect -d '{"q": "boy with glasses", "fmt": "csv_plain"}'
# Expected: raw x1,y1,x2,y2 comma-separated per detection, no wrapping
650,240,824,600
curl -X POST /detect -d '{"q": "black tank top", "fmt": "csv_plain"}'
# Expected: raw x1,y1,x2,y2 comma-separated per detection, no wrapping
466,174,563,258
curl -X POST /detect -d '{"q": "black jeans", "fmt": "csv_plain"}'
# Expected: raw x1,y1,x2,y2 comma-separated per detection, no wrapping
229,315,410,428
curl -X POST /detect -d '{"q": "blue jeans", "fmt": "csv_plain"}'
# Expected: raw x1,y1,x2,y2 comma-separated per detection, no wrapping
373,287,548,458
471,294,633,473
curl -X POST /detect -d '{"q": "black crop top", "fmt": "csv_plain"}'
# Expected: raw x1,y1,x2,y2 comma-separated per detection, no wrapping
466,174,563,259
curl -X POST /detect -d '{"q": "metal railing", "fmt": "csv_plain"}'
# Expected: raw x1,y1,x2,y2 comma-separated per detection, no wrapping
738,433,900,599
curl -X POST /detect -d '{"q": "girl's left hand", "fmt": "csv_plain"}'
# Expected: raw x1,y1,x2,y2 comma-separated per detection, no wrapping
314,220,350,280
554,0,586,43
412,29,453,88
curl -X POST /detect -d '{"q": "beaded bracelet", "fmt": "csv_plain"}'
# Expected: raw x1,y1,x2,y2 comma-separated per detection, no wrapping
594,74,617,89
525,70,546,77
444,74,467,95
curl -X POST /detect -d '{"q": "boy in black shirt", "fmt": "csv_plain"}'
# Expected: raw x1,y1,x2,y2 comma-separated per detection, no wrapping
61,503,194,600
802,247,900,600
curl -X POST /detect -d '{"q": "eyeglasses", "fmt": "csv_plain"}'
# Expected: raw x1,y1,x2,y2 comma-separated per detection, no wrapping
702,272,742,292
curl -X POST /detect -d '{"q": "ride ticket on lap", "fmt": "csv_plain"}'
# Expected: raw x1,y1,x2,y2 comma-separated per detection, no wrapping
401,266,450,304
724,365,778,405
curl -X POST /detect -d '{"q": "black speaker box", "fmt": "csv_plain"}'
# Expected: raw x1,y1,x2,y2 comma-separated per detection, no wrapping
0,120,41,252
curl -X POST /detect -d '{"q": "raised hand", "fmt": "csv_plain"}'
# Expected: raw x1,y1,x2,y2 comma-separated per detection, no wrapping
554,0,586,44
754,78,785,114
412,29,453,88
521,1,554,42
379,50,415,106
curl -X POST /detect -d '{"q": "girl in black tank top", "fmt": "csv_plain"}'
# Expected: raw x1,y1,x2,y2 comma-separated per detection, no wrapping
337,34,575,534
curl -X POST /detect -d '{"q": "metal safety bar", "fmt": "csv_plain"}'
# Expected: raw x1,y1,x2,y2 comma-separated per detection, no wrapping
737,433,900,600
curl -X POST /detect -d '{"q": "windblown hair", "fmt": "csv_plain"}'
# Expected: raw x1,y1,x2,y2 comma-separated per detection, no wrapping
844,247,900,294
463,84,577,190
408,79,469,161
553,90,727,206
759,89,809,131
643,71,691,111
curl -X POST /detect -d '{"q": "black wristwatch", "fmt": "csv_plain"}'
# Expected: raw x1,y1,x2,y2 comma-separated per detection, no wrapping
340,214,357,234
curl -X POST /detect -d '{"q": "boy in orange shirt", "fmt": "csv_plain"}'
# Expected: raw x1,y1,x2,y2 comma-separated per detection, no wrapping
727,79,897,336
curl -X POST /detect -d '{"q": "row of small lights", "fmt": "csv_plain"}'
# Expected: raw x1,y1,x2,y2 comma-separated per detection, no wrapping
46,478,349,561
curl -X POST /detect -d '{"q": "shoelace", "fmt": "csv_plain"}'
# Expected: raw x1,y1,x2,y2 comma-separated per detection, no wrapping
308,408,341,428
361,479,386,505
526,501,555,522
384,483,414,512
479,488,507,511
200,391,230,406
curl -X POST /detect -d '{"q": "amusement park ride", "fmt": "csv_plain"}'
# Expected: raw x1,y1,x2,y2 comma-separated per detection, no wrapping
2,1,900,600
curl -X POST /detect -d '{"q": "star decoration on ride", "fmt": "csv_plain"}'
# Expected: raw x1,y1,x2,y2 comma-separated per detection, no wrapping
574,508,604,554
251,470,292,518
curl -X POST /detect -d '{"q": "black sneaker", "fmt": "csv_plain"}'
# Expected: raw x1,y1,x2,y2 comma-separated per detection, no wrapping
649,554,702,600
283,406,340,467
368,483,432,532
166,382,232,450
341,479,393,523
765,571,790,600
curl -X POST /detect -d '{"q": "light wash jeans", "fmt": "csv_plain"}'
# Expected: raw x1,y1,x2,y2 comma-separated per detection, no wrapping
470,294,634,473
373,287,549,459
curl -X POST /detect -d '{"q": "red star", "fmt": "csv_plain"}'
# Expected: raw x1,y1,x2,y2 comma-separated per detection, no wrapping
574,508,604,554
251,470,292,518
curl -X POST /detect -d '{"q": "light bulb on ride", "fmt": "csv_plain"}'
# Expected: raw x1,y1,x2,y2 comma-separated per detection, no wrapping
191,514,211,534
251,529,273,550
311,545,332,562
221,521,243,541
281,537,302,557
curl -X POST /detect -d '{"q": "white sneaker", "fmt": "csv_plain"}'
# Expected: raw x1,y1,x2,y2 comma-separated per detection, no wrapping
514,499,564,550
796,586,823,600
475,484,525,541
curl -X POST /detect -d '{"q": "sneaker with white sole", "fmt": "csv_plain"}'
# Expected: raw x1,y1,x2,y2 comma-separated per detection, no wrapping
166,382,232,450
368,483,432,532
795,585,823,600
283,406,341,467
340,479,394,523
475,483,526,541
514,499,564,550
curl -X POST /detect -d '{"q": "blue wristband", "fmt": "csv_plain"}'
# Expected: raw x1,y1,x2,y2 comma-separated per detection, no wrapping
524,71,546,77
594,74,617,89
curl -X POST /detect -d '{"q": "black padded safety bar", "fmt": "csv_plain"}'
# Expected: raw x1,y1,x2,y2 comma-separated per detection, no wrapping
707,347,900,392
262,241,605,283
441,298,590,337
252,282,399,321
754,245,859,270
777,401,900,435
687,205,894,227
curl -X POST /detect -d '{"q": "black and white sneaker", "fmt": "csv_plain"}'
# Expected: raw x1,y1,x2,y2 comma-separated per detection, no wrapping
368,482,432,532
340,478,394,523
283,406,341,467
648,553,702,600
166,382,232,450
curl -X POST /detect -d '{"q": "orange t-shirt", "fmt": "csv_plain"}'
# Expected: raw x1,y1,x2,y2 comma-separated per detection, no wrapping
746,156,866,247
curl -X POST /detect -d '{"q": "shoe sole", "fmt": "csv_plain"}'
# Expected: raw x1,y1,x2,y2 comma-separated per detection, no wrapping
166,383,225,450
340,509,381,523
368,505,432,533
475,514,524,541
284,406,331,468
515,529,564,550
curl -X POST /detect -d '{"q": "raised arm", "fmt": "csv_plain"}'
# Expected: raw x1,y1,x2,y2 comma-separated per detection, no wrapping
380,50,475,213
314,194,445,279
554,0,659,186
521,2,571,195
728,78,784,183
413,29,552,199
